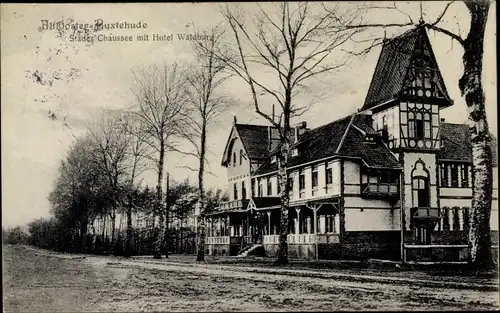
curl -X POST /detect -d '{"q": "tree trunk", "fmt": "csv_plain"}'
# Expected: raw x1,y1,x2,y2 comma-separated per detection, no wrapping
276,121,291,265
460,0,494,271
110,210,116,251
153,141,165,259
125,194,133,257
164,173,170,258
197,120,208,262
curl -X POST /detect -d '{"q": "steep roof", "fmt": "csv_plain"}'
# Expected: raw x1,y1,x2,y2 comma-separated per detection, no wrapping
438,123,497,166
234,124,270,159
254,113,400,175
362,26,451,111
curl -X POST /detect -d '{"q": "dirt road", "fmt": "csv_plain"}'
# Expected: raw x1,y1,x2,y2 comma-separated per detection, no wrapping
3,245,498,312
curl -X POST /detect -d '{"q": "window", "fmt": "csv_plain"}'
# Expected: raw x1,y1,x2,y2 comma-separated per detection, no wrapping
452,207,460,230
312,166,318,188
233,183,238,200
407,108,432,140
242,181,246,199
291,149,299,157
461,164,469,188
277,176,281,194
415,227,431,244
288,177,294,194
267,179,272,196
251,179,255,197
271,155,277,164
415,113,424,138
239,149,243,165
299,170,305,191
324,214,336,233
440,163,449,187
442,207,450,230
424,113,431,138
326,166,333,185
381,115,388,142
450,164,459,187
258,179,263,197
379,170,398,184
232,152,236,167
463,207,470,231
408,112,415,138
412,177,429,207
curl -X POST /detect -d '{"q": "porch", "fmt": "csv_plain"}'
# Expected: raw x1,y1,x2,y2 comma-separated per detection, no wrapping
205,197,341,259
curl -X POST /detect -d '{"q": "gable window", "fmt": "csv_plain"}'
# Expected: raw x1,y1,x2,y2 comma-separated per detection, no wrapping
415,113,424,138
233,183,238,200
232,152,236,167
267,179,272,196
312,166,318,189
440,163,449,187
408,108,432,140
460,164,469,188
450,164,459,188
239,149,243,165
271,155,277,164
242,181,246,199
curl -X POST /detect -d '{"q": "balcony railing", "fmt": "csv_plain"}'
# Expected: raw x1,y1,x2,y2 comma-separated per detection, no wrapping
361,183,399,197
263,235,280,244
316,233,340,244
412,207,441,220
219,199,248,210
206,236,230,245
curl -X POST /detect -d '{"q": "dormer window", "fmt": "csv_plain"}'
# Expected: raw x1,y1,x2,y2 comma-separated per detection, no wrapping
291,149,299,157
271,155,277,164
365,135,377,143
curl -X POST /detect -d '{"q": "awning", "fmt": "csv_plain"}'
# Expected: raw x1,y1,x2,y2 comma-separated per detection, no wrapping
247,197,281,211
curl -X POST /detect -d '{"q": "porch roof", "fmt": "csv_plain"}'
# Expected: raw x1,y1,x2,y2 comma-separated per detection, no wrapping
249,197,281,211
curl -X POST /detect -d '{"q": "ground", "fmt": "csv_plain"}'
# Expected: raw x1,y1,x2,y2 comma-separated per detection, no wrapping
3,245,499,312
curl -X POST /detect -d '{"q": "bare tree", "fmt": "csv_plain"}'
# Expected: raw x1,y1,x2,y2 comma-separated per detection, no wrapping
87,112,131,251
130,63,187,259
217,2,355,264
179,25,233,262
326,0,495,270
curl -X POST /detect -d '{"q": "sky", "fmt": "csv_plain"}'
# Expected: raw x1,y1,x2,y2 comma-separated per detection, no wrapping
1,2,497,228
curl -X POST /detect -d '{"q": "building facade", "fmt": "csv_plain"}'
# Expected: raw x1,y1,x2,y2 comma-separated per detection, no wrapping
204,26,498,262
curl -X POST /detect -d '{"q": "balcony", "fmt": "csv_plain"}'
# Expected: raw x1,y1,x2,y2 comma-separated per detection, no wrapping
262,233,340,245
412,207,441,220
219,199,249,211
361,183,399,198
